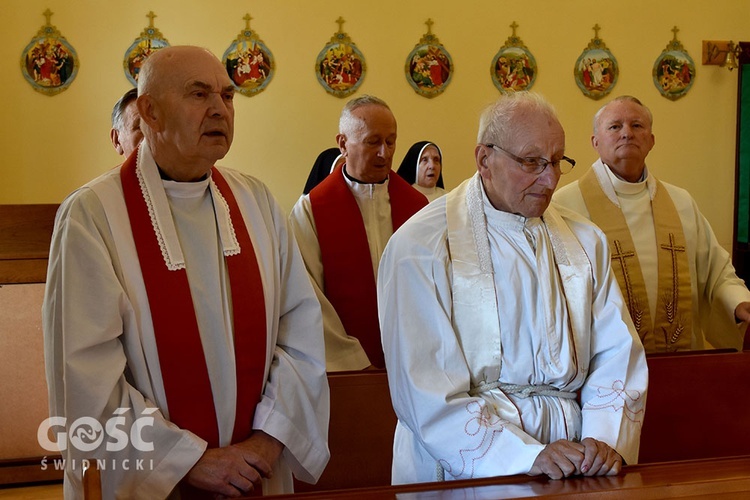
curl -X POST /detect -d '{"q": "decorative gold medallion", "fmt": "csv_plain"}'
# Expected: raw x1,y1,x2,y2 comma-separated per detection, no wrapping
574,24,618,100
223,14,275,97
315,17,366,98
20,9,79,96
123,11,170,87
653,27,695,101
491,22,537,93
405,19,453,98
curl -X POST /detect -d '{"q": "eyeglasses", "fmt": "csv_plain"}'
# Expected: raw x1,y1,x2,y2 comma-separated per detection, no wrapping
485,143,576,175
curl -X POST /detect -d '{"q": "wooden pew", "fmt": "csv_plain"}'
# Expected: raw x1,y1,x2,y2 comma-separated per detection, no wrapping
0,204,58,284
294,371,397,493
639,349,750,463
270,456,750,499
3,203,748,492
0,204,62,486
299,349,750,492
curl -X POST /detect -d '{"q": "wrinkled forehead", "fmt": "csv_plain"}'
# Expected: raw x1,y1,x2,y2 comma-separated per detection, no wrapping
350,105,397,138
152,48,232,94
599,101,652,127
510,108,565,148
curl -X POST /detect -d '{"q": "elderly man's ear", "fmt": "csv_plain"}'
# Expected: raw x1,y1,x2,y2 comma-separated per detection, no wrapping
475,144,491,173
136,95,162,132
110,129,124,155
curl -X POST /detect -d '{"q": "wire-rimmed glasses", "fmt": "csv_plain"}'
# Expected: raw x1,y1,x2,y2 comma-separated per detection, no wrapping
485,143,576,175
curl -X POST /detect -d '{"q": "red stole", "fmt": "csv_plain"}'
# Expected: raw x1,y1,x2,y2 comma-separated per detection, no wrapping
120,156,266,448
309,165,427,368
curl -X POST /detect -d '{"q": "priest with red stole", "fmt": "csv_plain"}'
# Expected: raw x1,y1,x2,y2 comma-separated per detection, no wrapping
43,46,329,498
289,95,428,371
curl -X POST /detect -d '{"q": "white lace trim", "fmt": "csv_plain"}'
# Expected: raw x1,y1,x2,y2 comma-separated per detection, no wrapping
467,175,493,274
209,178,241,257
135,163,185,271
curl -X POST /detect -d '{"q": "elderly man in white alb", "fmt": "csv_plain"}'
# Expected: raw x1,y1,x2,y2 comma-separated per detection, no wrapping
43,46,329,498
554,96,750,352
378,92,648,484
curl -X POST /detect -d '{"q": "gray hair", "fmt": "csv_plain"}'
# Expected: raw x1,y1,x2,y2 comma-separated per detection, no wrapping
593,95,653,133
339,94,391,136
111,88,138,130
477,91,559,145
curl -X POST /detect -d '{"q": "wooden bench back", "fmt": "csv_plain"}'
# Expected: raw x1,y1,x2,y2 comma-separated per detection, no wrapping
639,349,750,463
294,370,397,492
0,204,58,284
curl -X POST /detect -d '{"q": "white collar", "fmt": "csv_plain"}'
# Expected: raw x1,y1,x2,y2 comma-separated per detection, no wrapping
593,158,658,207
135,142,240,271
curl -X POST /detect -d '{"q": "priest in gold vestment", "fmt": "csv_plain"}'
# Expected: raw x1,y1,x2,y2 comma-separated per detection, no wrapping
554,96,750,352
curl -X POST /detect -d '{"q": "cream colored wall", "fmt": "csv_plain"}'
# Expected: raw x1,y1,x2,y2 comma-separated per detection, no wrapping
1,0,747,250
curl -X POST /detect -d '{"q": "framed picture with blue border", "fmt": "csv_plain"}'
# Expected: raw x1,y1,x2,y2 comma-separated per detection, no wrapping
315,17,366,98
223,14,275,97
123,12,170,87
405,19,453,98
21,9,79,96
491,22,537,93
574,25,618,100
653,27,695,101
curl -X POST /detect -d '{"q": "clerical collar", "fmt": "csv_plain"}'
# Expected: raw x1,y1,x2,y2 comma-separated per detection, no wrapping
605,163,648,183
343,164,388,185
157,165,209,182
605,164,649,196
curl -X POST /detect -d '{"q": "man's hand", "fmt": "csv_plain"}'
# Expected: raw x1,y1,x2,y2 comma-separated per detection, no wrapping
529,438,622,480
528,439,585,480
579,437,622,476
735,301,750,323
184,431,284,497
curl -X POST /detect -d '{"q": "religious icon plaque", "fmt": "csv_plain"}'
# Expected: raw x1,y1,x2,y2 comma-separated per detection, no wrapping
315,17,366,98
405,19,453,98
574,24,618,100
123,11,170,87
223,14,275,97
653,27,695,101
491,22,537,93
20,9,79,96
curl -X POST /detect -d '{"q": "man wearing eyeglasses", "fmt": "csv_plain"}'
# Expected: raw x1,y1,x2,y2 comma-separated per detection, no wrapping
554,96,750,353
378,92,647,484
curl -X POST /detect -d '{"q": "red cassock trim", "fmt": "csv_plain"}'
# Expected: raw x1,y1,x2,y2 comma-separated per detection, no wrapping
121,157,266,450
309,165,427,368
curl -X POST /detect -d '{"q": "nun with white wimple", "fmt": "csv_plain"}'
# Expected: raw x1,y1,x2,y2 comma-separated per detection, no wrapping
396,141,446,202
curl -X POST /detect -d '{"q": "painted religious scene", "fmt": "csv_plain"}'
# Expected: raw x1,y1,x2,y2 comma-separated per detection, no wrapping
124,38,169,86
22,38,77,92
21,10,79,95
316,43,365,97
492,46,536,92
575,48,618,99
654,51,694,100
225,41,274,95
406,44,453,97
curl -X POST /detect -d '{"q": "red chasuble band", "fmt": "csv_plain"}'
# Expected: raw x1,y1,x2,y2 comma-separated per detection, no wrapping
310,165,427,368
121,156,266,449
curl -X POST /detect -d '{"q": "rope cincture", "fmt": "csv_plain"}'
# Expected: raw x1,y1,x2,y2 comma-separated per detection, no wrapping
468,381,578,399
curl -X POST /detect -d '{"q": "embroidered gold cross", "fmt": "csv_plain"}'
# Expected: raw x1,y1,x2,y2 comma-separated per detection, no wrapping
660,233,686,322
611,240,642,331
